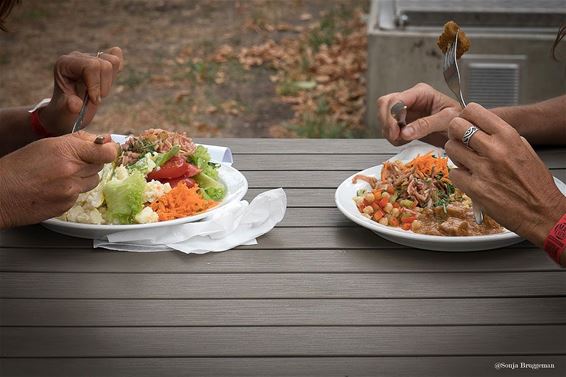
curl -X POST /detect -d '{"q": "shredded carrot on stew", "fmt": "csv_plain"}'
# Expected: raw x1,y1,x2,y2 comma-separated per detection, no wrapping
406,152,449,178
149,182,216,221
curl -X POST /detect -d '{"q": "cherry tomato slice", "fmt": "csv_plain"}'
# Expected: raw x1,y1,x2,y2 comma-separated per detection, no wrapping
166,176,196,188
147,156,200,180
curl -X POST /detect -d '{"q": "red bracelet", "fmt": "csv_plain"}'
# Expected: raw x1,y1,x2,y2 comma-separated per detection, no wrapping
30,108,53,138
544,213,566,265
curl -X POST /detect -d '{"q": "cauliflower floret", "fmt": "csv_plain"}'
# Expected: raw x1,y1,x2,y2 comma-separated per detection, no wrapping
143,180,172,203
113,165,129,181
64,205,106,224
134,206,159,224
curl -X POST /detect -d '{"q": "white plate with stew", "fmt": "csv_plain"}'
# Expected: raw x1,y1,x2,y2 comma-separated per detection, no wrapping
335,164,566,252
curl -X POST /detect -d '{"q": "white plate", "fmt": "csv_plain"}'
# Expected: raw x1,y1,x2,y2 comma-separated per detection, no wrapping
335,165,566,252
42,136,248,239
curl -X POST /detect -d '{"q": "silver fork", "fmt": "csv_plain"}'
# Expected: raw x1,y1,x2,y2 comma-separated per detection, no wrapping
442,31,484,225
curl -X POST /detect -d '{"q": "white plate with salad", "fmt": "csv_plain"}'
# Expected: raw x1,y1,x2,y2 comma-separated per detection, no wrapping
335,148,566,252
42,129,248,239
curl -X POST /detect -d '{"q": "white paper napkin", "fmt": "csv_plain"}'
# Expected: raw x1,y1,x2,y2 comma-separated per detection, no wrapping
93,188,287,253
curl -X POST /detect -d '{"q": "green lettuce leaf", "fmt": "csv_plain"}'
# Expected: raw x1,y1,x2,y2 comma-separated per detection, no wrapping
189,145,220,180
195,172,226,201
103,170,146,224
154,145,180,167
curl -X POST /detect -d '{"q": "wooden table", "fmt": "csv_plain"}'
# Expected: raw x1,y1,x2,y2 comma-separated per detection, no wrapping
1,139,565,377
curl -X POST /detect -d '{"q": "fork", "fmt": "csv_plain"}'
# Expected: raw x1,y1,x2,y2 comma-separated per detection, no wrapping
442,31,484,225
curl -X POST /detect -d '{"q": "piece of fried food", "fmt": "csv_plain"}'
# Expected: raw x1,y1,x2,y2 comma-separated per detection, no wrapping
437,21,470,59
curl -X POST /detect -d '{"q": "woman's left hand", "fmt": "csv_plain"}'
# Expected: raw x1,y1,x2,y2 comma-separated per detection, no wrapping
39,47,124,135
445,103,566,247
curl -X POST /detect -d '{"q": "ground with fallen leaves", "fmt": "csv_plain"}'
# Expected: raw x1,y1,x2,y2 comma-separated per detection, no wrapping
0,0,368,138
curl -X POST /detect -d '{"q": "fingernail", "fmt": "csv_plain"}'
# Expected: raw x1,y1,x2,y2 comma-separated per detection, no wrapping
97,95,102,104
402,126,415,138
94,135,105,144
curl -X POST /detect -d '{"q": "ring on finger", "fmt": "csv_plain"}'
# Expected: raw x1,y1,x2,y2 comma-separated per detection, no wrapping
462,126,479,147
96,51,104,58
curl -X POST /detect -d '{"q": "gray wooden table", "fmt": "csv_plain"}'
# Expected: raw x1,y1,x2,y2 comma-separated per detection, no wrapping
1,139,565,377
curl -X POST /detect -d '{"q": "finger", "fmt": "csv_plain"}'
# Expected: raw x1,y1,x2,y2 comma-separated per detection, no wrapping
70,133,119,164
99,52,121,82
447,116,491,156
449,167,476,196
105,46,124,71
78,174,101,193
377,93,401,142
444,139,480,173
57,53,103,105
460,103,514,136
401,107,458,140
99,58,114,98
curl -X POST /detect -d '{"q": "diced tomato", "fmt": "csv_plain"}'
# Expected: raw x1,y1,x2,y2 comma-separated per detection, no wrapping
392,202,400,209
389,217,399,227
401,223,412,230
147,156,200,180
373,209,384,221
387,184,395,194
371,202,381,211
378,197,388,208
165,176,196,188
372,190,382,200
401,216,416,224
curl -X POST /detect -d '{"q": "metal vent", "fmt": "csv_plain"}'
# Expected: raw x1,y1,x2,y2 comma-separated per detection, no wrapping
460,55,526,108
467,63,519,107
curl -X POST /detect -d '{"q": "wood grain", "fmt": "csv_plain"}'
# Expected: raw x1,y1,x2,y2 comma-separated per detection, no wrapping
2,298,565,326
2,272,564,299
1,356,564,377
0,247,558,273
2,326,565,357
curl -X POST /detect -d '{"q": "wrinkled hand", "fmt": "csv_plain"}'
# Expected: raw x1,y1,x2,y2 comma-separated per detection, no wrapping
377,83,460,147
40,47,124,136
445,103,566,247
0,132,119,228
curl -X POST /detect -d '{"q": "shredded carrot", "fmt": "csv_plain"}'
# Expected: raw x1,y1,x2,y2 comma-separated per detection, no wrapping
405,152,449,178
150,183,216,221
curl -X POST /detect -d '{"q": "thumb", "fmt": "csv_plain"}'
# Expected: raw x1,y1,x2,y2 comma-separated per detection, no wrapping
401,107,458,141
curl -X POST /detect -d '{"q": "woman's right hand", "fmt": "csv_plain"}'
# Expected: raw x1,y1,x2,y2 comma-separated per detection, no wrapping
376,83,461,147
0,132,119,228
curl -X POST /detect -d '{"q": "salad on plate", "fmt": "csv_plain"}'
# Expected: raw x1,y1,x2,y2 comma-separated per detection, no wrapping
59,129,226,225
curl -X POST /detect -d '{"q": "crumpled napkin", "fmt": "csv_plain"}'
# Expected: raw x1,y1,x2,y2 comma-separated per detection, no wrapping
93,188,287,253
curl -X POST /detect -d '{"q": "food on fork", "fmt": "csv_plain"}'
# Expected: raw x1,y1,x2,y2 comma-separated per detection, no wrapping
59,129,226,225
352,153,503,236
437,21,470,59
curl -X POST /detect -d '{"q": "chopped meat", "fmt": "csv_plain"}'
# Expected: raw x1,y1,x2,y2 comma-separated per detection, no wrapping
439,217,470,236
446,204,466,219
437,21,470,59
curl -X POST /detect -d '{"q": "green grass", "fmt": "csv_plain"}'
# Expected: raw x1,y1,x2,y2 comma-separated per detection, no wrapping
186,61,220,83
292,98,351,138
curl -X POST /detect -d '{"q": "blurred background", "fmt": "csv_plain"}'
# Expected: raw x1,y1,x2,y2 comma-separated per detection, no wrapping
0,0,564,138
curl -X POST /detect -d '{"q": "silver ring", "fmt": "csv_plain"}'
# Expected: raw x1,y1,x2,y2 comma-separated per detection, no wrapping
96,51,104,58
462,126,479,147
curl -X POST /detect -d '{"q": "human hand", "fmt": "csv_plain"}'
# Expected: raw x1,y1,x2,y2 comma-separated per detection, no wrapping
376,83,461,147
0,132,119,228
39,47,124,136
445,103,566,248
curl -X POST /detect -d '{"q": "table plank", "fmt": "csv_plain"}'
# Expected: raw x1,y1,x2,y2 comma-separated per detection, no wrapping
2,272,565,298
2,326,565,357
0,225,539,250
232,151,566,170
1,247,558,273
1,356,564,377
246,188,337,207
3,298,565,326
197,138,401,154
